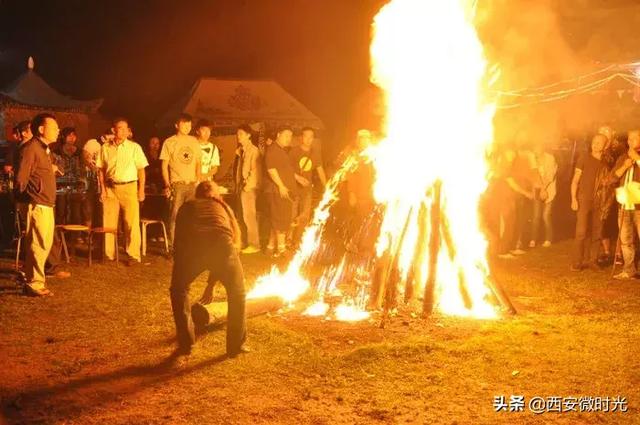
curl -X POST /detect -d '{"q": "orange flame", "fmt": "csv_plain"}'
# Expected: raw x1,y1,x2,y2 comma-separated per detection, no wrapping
250,0,499,321
367,0,498,318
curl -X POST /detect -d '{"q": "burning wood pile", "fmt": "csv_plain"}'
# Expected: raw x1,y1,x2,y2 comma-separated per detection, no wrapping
243,0,515,323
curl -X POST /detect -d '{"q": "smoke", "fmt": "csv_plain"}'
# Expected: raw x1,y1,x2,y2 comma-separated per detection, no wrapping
477,0,640,146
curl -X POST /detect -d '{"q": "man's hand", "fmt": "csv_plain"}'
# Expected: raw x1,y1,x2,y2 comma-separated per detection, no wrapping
163,187,171,199
138,189,145,202
199,283,215,305
539,189,548,201
625,157,635,169
278,184,290,199
571,198,579,211
100,190,107,203
52,164,63,175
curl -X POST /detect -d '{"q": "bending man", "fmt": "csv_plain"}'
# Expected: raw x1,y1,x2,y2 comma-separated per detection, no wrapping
169,181,247,357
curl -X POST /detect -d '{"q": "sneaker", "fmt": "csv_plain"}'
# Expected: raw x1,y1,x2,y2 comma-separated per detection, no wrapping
241,246,261,255
173,345,193,357
583,262,601,271
542,240,551,248
597,254,612,267
614,255,624,265
24,284,53,297
125,258,141,267
510,249,526,255
613,271,633,280
570,264,582,272
46,265,71,279
158,237,165,242
528,240,536,248
497,253,516,260
227,345,251,359
52,270,71,279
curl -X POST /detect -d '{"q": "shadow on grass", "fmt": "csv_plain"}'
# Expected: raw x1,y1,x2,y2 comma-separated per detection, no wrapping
0,267,22,296
2,350,228,423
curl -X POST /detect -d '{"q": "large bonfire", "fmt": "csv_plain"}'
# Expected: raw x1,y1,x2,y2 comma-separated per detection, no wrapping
248,0,507,321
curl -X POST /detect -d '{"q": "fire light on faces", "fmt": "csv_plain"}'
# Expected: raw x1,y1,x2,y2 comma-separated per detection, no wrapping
249,0,501,321
246,155,361,304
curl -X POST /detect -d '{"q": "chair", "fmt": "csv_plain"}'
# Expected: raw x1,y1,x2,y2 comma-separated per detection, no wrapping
88,227,119,266
14,210,26,271
55,224,90,263
140,219,169,257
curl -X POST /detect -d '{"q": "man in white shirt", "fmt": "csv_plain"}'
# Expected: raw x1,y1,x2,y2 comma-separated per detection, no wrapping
97,118,149,265
160,113,202,248
195,119,220,181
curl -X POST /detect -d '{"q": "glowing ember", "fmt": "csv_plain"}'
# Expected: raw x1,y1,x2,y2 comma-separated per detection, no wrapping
303,300,329,317
334,303,371,322
249,0,501,321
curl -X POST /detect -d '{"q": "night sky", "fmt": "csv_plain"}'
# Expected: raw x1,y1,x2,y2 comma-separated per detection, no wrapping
0,0,386,150
3,0,640,150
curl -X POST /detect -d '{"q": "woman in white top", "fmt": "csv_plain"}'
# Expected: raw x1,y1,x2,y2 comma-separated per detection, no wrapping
529,144,558,248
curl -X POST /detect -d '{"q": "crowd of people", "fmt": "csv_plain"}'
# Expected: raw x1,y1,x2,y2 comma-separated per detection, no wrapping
5,111,640,356
487,124,640,280
0,112,329,298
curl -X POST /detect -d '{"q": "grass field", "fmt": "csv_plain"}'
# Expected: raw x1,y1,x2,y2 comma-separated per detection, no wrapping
0,240,639,424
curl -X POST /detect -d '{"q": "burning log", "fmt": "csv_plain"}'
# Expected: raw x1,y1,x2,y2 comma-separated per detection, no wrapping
405,201,429,302
423,181,442,316
369,237,391,310
440,216,473,311
191,296,284,330
484,276,517,315
380,206,414,327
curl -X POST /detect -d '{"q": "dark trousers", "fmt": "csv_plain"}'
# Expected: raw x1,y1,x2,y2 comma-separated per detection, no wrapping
46,231,63,269
168,183,196,247
531,198,553,242
496,196,516,255
169,239,246,354
573,199,603,266
513,194,528,248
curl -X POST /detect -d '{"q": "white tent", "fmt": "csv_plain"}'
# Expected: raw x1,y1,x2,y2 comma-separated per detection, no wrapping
0,57,103,144
160,78,323,130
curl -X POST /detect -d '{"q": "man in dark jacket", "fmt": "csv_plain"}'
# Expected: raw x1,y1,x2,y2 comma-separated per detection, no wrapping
15,113,60,296
169,181,247,358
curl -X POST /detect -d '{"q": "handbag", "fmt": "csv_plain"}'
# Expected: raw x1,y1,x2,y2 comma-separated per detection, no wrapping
615,166,640,206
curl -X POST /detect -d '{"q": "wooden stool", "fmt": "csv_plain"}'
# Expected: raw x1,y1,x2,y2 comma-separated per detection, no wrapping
55,224,90,263
88,227,119,266
14,211,26,271
141,219,169,256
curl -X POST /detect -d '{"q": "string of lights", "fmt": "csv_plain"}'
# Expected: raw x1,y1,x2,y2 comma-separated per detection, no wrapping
494,61,640,109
